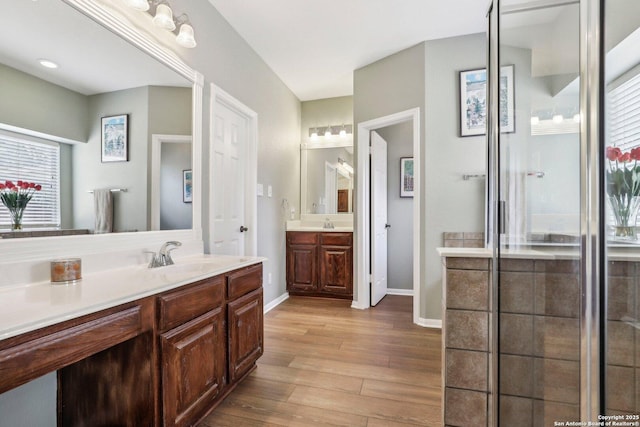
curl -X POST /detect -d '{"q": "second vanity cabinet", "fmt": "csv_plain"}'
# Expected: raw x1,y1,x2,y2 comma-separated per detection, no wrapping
286,231,353,299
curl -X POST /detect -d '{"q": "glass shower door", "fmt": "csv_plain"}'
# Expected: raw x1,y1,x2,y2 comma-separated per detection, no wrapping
494,1,583,425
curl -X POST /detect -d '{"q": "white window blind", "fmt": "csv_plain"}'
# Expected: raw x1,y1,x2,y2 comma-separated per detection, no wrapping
609,72,640,150
0,135,60,228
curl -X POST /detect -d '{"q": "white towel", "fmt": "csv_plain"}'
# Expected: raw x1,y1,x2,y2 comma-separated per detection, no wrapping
93,189,113,233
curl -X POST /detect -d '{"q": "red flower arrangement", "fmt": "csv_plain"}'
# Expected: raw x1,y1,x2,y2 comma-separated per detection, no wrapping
0,180,42,230
606,147,640,238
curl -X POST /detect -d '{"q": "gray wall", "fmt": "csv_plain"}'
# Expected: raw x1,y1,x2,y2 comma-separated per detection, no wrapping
376,122,414,291
73,87,150,232
160,142,192,230
354,42,426,308
174,0,301,306
0,63,89,142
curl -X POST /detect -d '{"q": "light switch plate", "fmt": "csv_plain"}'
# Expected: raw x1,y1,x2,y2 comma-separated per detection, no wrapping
267,185,273,197
257,183,264,197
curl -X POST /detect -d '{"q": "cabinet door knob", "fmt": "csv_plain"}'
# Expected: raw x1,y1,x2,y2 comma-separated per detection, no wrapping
240,226,249,233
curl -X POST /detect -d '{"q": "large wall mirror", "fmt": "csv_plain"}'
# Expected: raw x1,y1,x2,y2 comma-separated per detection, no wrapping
0,0,200,238
301,140,354,215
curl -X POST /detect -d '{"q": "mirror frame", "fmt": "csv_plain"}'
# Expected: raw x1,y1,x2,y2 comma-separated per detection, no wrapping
300,139,354,218
0,0,204,266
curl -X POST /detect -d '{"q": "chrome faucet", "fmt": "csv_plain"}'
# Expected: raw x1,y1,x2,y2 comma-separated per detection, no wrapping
148,241,182,268
323,218,335,229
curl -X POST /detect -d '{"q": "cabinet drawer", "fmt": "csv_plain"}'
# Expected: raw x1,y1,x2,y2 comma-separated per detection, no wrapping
320,232,352,246
158,276,224,332
287,231,318,245
227,264,263,300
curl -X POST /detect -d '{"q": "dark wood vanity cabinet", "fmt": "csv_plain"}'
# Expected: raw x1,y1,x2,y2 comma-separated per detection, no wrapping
158,277,226,427
0,262,264,427
286,231,353,299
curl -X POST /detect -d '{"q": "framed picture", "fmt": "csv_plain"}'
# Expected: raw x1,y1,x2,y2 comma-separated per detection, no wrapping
183,169,193,203
400,157,414,198
101,114,129,162
459,65,515,137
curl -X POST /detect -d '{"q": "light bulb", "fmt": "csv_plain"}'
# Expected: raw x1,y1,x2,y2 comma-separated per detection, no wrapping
176,23,197,48
123,0,149,11
310,129,318,140
573,113,581,123
324,127,332,138
153,4,176,31
552,114,564,123
530,116,539,125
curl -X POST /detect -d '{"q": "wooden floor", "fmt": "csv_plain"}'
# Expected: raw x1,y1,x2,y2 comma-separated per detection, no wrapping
200,295,442,426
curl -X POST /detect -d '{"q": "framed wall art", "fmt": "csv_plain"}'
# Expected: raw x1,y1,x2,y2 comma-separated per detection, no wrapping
101,114,129,162
459,65,515,137
400,157,414,198
183,169,193,203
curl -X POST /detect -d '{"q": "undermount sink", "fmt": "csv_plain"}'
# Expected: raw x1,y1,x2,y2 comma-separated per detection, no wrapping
145,255,255,282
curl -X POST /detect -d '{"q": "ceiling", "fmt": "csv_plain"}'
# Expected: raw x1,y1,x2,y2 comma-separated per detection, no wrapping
207,0,489,101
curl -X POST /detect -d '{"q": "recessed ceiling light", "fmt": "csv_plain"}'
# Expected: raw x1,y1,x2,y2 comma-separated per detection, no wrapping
38,59,58,69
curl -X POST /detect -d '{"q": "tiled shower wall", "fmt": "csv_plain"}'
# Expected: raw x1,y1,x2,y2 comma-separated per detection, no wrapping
443,256,640,426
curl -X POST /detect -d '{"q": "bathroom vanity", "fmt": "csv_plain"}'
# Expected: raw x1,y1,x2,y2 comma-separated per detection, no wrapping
0,255,264,426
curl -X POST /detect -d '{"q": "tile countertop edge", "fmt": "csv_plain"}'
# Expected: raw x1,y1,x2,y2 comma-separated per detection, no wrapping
437,246,640,261
0,254,267,342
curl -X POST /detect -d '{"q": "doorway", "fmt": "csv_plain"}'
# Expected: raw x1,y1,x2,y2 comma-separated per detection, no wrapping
355,108,421,324
209,84,258,256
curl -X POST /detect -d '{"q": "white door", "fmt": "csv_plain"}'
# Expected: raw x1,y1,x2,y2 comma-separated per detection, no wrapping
211,103,247,255
370,131,388,306
325,162,337,214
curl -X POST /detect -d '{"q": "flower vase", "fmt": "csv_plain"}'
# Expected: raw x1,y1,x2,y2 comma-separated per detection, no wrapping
609,195,640,240
9,207,24,231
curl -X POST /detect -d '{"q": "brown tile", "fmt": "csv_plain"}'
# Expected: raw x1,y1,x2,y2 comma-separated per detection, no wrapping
609,276,635,321
463,232,484,240
464,239,485,248
608,261,635,277
444,388,487,427
446,257,490,271
500,259,534,272
500,272,534,314
533,400,579,427
534,260,579,274
606,365,635,412
607,320,635,367
444,240,464,248
500,313,534,356
533,358,579,404
500,355,533,397
446,349,487,391
500,395,533,427
446,269,489,311
444,232,464,240
534,316,580,361
446,310,488,351
534,273,579,318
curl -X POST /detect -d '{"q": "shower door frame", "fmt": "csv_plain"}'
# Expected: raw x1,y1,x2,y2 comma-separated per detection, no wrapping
486,0,606,424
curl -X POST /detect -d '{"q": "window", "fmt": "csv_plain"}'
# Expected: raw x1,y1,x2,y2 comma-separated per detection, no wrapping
0,133,60,228
609,71,640,150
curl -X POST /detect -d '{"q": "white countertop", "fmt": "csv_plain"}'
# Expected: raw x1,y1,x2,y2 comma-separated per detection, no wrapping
0,254,265,342
285,220,353,232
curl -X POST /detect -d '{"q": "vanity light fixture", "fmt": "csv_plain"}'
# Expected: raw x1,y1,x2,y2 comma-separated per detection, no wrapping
123,0,197,48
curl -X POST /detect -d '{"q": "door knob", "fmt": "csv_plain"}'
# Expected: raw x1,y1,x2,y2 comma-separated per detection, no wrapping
240,225,249,233
385,223,391,229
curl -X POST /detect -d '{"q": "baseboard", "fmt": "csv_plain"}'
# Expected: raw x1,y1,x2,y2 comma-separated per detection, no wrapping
417,317,442,329
386,288,414,296
263,292,289,314
351,300,369,310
